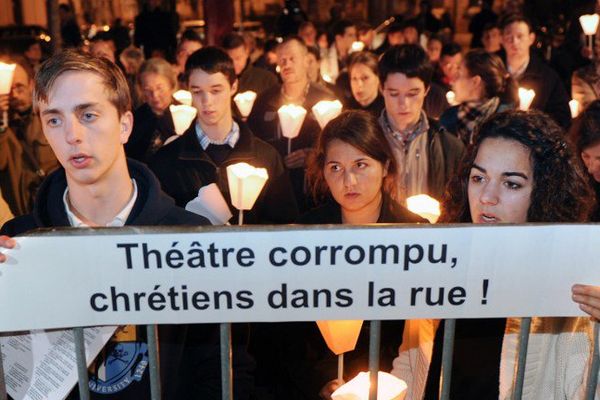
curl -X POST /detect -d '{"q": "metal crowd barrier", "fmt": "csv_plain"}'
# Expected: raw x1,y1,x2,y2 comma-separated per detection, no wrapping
1,317,597,400
0,224,599,400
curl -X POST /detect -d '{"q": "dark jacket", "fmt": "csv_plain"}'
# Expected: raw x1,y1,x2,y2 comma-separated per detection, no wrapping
0,110,59,216
298,194,426,224
2,160,254,400
126,103,177,164
256,196,425,400
149,121,298,225
515,54,571,129
424,318,507,400
345,94,385,117
238,63,278,95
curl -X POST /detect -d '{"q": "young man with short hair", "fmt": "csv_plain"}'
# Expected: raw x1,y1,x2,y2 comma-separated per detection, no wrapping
0,50,254,399
378,44,464,202
500,13,570,128
150,46,298,224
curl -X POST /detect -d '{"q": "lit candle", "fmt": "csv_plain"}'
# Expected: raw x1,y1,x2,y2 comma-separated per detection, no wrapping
317,319,364,381
445,90,457,106
169,105,197,135
0,62,16,95
0,62,16,129
569,99,581,119
226,162,269,225
321,72,335,84
312,100,343,129
406,194,441,224
316,320,363,355
173,90,192,106
350,41,365,53
518,87,535,111
331,371,407,400
233,91,257,118
580,14,600,35
278,104,307,154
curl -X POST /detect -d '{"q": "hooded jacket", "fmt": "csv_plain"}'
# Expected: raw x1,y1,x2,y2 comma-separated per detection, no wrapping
2,160,254,400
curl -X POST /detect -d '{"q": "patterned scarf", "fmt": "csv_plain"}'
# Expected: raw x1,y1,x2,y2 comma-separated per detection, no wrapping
379,110,430,203
455,96,500,144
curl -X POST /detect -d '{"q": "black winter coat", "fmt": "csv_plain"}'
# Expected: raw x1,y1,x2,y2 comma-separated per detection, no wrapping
149,121,298,225
2,160,254,400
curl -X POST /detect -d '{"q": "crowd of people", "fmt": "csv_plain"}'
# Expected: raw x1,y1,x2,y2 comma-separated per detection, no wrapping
1,0,600,399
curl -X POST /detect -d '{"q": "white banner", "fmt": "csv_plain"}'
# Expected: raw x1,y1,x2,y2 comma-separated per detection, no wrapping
0,224,599,332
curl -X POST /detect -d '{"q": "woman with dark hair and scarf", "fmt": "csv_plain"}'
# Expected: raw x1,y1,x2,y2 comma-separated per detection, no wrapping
440,49,517,145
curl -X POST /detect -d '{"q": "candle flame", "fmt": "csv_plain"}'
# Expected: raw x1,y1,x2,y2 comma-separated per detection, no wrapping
312,100,343,129
580,14,600,35
233,91,258,118
406,194,441,223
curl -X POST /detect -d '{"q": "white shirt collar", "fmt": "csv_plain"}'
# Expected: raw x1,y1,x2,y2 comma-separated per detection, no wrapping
63,179,138,227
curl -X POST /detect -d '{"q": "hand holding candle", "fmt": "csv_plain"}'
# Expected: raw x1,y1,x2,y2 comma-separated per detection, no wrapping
173,90,192,106
170,104,197,135
278,104,307,154
518,88,535,111
312,100,343,129
234,91,257,118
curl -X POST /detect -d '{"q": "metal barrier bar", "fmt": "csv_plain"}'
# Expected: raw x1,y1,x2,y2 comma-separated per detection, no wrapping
368,320,381,400
513,317,532,400
0,346,7,400
220,323,233,400
146,324,161,400
73,327,90,400
440,319,456,400
586,322,600,400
